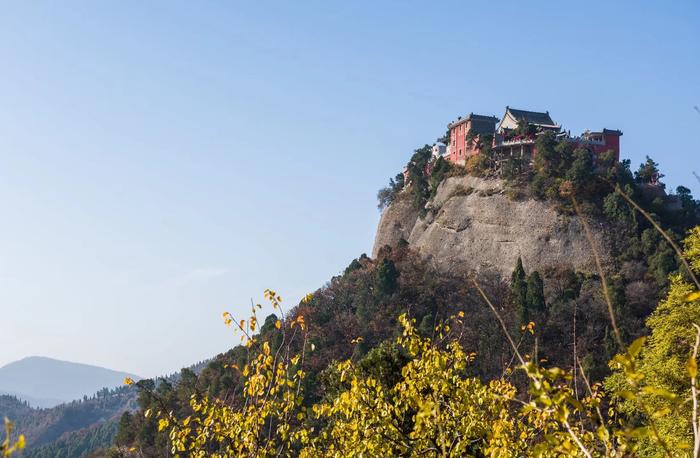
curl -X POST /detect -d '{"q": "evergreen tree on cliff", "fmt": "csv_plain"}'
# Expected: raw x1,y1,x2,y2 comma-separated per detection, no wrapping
525,271,546,315
511,257,528,324
375,258,399,296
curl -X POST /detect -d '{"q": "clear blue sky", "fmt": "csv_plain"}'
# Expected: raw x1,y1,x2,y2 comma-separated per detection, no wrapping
0,1,698,377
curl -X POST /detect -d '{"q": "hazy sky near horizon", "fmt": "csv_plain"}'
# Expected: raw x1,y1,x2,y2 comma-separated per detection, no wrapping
0,1,698,377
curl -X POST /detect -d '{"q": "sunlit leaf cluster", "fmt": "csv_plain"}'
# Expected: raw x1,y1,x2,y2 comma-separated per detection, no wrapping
1,418,25,458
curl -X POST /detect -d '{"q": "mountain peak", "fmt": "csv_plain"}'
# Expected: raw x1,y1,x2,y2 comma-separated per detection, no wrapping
0,356,140,408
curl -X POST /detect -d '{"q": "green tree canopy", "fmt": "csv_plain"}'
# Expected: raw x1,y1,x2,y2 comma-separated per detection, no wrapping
375,258,399,296
635,156,664,186
525,271,545,315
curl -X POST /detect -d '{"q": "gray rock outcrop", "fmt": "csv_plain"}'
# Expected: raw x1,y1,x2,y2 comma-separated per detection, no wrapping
372,175,610,278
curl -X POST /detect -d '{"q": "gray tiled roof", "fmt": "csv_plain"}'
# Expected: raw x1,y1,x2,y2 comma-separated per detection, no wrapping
468,113,499,122
603,128,623,136
506,107,556,126
470,118,497,135
449,113,499,129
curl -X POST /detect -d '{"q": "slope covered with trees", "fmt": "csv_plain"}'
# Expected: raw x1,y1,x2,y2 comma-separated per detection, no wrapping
0,386,137,454
107,180,697,456
96,226,700,457
72,143,696,457
0,359,210,458
5,142,697,457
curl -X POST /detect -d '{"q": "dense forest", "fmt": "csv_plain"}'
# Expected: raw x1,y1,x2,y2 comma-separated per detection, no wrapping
95,140,700,456
0,387,137,457
4,135,699,456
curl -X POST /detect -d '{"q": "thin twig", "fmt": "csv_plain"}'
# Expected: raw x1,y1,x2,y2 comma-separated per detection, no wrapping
502,333,527,379
473,278,594,458
564,420,593,458
577,358,612,455
471,279,525,367
571,195,622,347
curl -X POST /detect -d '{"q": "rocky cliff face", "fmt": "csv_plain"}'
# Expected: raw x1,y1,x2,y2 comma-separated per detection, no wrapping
373,175,610,278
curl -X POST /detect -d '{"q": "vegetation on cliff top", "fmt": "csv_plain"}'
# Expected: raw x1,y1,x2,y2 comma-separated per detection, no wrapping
379,134,698,234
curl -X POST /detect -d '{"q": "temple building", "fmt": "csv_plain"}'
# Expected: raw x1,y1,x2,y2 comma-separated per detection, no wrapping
573,129,623,162
443,106,622,169
446,113,499,165
493,107,561,162
497,106,559,132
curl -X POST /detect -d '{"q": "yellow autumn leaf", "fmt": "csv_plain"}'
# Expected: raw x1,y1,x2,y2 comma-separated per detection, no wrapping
688,356,698,379
158,418,170,432
275,319,281,329
124,377,134,386
291,315,305,329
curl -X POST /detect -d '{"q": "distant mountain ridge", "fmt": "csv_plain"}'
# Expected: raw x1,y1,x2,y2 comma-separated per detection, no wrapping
0,387,138,455
0,356,140,408
0,358,210,457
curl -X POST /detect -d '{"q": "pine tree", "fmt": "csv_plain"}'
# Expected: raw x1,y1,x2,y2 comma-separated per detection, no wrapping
114,412,135,446
375,258,399,296
511,257,528,324
634,155,664,186
525,271,545,315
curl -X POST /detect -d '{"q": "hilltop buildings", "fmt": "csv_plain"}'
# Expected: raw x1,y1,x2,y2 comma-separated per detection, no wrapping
401,106,623,185
443,106,622,168
447,114,499,164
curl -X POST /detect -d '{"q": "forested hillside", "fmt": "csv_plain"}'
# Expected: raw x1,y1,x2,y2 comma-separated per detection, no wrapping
5,140,698,457
24,419,119,458
0,386,137,454
97,143,700,456
0,359,211,458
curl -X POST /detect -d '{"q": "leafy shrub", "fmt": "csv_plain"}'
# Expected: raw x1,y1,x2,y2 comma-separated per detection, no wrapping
1,419,25,457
